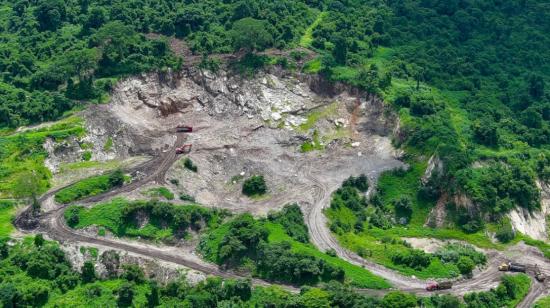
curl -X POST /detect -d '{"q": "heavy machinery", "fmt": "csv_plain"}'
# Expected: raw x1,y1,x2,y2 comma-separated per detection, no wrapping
176,125,193,133
426,281,452,291
534,265,546,282
498,262,527,273
176,144,192,154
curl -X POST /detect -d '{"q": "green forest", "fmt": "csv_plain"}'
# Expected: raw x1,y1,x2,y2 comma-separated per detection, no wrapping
0,0,549,307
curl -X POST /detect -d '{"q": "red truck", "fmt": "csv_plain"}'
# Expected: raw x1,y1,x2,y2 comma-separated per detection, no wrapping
426,281,453,291
176,125,193,133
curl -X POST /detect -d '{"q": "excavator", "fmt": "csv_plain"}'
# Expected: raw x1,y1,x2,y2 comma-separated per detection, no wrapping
176,144,192,154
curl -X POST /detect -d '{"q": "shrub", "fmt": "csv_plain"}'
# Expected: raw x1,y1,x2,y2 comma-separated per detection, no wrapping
434,243,486,266
456,256,475,276
179,194,195,202
242,175,267,196
82,151,92,161
66,207,80,227
183,158,197,172
391,249,431,270
267,203,309,243
495,218,515,243
393,196,413,222
342,174,369,192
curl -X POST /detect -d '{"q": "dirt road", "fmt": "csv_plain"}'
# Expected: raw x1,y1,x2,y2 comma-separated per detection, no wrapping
301,163,550,304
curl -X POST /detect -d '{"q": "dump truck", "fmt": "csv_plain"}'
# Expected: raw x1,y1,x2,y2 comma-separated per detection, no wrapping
176,144,192,154
426,281,452,291
176,125,193,133
498,262,527,273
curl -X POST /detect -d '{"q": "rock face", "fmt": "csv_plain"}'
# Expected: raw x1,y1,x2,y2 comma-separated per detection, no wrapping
509,180,550,241
106,67,396,135
62,244,206,284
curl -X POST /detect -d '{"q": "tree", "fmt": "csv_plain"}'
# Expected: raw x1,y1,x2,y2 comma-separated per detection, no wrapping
528,75,544,99
332,37,348,65
146,281,160,307
117,283,134,307
108,169,125,187
381,291,418,308
121,264,145,283
13,171,43,210
81,261,96,283
231,18,274,52
457,256,475,276
33,234,44,247
0,283,19,308
242,175,267,196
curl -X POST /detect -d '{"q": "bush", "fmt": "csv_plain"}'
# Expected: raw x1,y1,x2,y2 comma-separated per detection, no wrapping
242,175,267,197
393,197,413,223
434,243,486,266
495,218,515,243
179,194,195,202
82,151,92,161
342,174,369,192
391,249,431,270
456,256,475,276
183,158,197,172
267,203,309,243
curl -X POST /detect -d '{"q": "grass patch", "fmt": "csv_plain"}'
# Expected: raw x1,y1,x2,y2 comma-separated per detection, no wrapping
103,137,113,151
299,11,327,48
0,200,16,238
0,116,85,198
298,102,338,132
265,222,390,289
336,231,459,279
54,170,125,204
142,187,174,200
199,216,390,289
534,295,550,308
66,198,224,242
48,279,151,307
303,57,322,74
300,130,324,152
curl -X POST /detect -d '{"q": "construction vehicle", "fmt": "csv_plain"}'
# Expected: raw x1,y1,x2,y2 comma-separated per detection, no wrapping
176,144,192,154
176,125,193,133
498,262,527,273
534,265,546,282
426,281,452,291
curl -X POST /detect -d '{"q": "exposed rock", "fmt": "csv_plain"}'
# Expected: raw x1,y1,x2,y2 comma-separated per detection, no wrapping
421,155,443,185
508,180,550,241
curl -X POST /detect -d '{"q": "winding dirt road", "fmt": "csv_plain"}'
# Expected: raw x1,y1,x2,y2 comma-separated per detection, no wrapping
301,163,550,303
16,131,550,306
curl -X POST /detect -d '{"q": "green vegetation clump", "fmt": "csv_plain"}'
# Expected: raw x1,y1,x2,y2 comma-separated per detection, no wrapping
183,158,197,172
268,203,309,243
0,200,16,237
242,175,267,197
0,117,85,198
433,243,487,267
199,212,390,289
201,213,344,286
103,137,113,151
534,296,550,308
0,236,397,307
143,187,174,200
179,194,196,203
326,175,489,279
464,274,531,307
54,170,125,204
81,151,92,161
65,199,226,242
495,217,516,243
